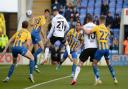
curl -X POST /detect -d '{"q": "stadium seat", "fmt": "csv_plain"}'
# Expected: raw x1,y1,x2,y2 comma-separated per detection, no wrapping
80,0,88,7
80,9,86,15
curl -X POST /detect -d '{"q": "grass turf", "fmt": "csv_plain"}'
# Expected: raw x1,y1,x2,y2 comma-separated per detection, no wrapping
0,65,127,89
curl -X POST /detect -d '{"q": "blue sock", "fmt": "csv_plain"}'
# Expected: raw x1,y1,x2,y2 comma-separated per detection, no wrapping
33,48,42,65
108,65,116,79
8,64,15,78
72,63,76,74
29,60,35,74
93,64,100,80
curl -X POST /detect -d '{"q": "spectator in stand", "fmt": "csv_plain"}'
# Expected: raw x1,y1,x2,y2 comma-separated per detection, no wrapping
73,7,79,22
52,0,60,10
93,16,99,25
64,7,73,21
106,12,113,28
83,13,91,24
113,38,119,50
101,1,109,15
113,13,120,29
66,0,74,8
70,14,75,27
123,37,128,55
76,0,81,7
59,5,64,15
58,0,66,7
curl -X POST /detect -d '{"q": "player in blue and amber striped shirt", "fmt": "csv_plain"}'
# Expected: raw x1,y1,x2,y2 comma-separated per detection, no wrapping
57,21,83,77
83,16,118,85
30,12,48,72
2,21,35,83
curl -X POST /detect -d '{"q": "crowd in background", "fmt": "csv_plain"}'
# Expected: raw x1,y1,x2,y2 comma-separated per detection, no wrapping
51,0,122,51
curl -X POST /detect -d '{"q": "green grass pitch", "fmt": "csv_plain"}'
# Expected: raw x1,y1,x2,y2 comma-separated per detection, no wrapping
0,65,127,89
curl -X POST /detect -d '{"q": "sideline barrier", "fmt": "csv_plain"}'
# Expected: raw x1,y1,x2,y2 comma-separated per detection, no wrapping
0,53,128,66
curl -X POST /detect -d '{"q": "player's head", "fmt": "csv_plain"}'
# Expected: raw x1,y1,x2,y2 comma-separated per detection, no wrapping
99,15,106,24
52,6,59,16
22,21,28,29
86,14,93,23
76,21,81,31
26,10,32,18
44,9,50,17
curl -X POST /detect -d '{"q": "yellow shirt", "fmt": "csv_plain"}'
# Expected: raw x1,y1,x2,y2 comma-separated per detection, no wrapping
92,24,109,50
32,15,46,30
13,28,31,47
67,28,83,50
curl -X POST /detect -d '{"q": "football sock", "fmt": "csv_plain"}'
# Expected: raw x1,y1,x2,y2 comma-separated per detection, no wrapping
72,63,76,75
8,64,15,78
44,47,49,60
33,48,42,65
29,60,35,74
74,66,81,80
108,65,116,79
66,45,70,55
93,64,100,80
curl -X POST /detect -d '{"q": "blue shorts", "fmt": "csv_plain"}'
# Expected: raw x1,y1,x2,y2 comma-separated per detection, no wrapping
94,49,109,61
31,29,41,44
12,46,27,58
63,50,77,59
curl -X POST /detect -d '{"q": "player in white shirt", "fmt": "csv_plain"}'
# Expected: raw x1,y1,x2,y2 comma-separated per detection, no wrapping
71,15,98,85
43,6,72,63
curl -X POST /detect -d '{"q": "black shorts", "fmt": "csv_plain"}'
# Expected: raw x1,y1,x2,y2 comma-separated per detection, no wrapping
50,46,61,62
50,36,66,45
79,48,97,63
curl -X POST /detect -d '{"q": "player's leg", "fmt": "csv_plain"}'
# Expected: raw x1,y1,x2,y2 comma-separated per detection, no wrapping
65,41,72,60
92,50,102,85
33,44,40,67
42,42,50,64
33,40,44,72
104,50,118,84
3,57,17,82
24,50,35,83
31,30,43,72
56,49,68,70
71,49,88,85
71,51,77,78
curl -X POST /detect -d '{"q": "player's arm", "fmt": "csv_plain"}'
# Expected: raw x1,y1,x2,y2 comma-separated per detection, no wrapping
40,28,46,42
64,20,70,36
81,26,97,34
47,18,55,40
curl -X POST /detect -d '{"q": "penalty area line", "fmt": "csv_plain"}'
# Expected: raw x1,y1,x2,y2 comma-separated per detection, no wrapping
24,75,70,89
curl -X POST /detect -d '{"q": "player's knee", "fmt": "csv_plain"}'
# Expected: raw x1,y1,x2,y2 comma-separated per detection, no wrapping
73,59,77,64
13,58,17,64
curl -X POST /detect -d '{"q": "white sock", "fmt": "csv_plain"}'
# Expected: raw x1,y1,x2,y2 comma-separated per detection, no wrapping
95,76,98,81
44,47,49,60
66,45,70,55
74,66,81,80
30,74,33,78
35,65,38,68
6,77,10,80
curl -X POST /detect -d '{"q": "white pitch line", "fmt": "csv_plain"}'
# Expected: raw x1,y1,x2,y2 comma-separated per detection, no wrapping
24,75,70,89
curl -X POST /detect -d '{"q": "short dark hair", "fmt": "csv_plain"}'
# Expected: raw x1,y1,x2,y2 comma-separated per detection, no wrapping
45,9,50,13
86,14,93,22
22,21,28,28
100,15,105,23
